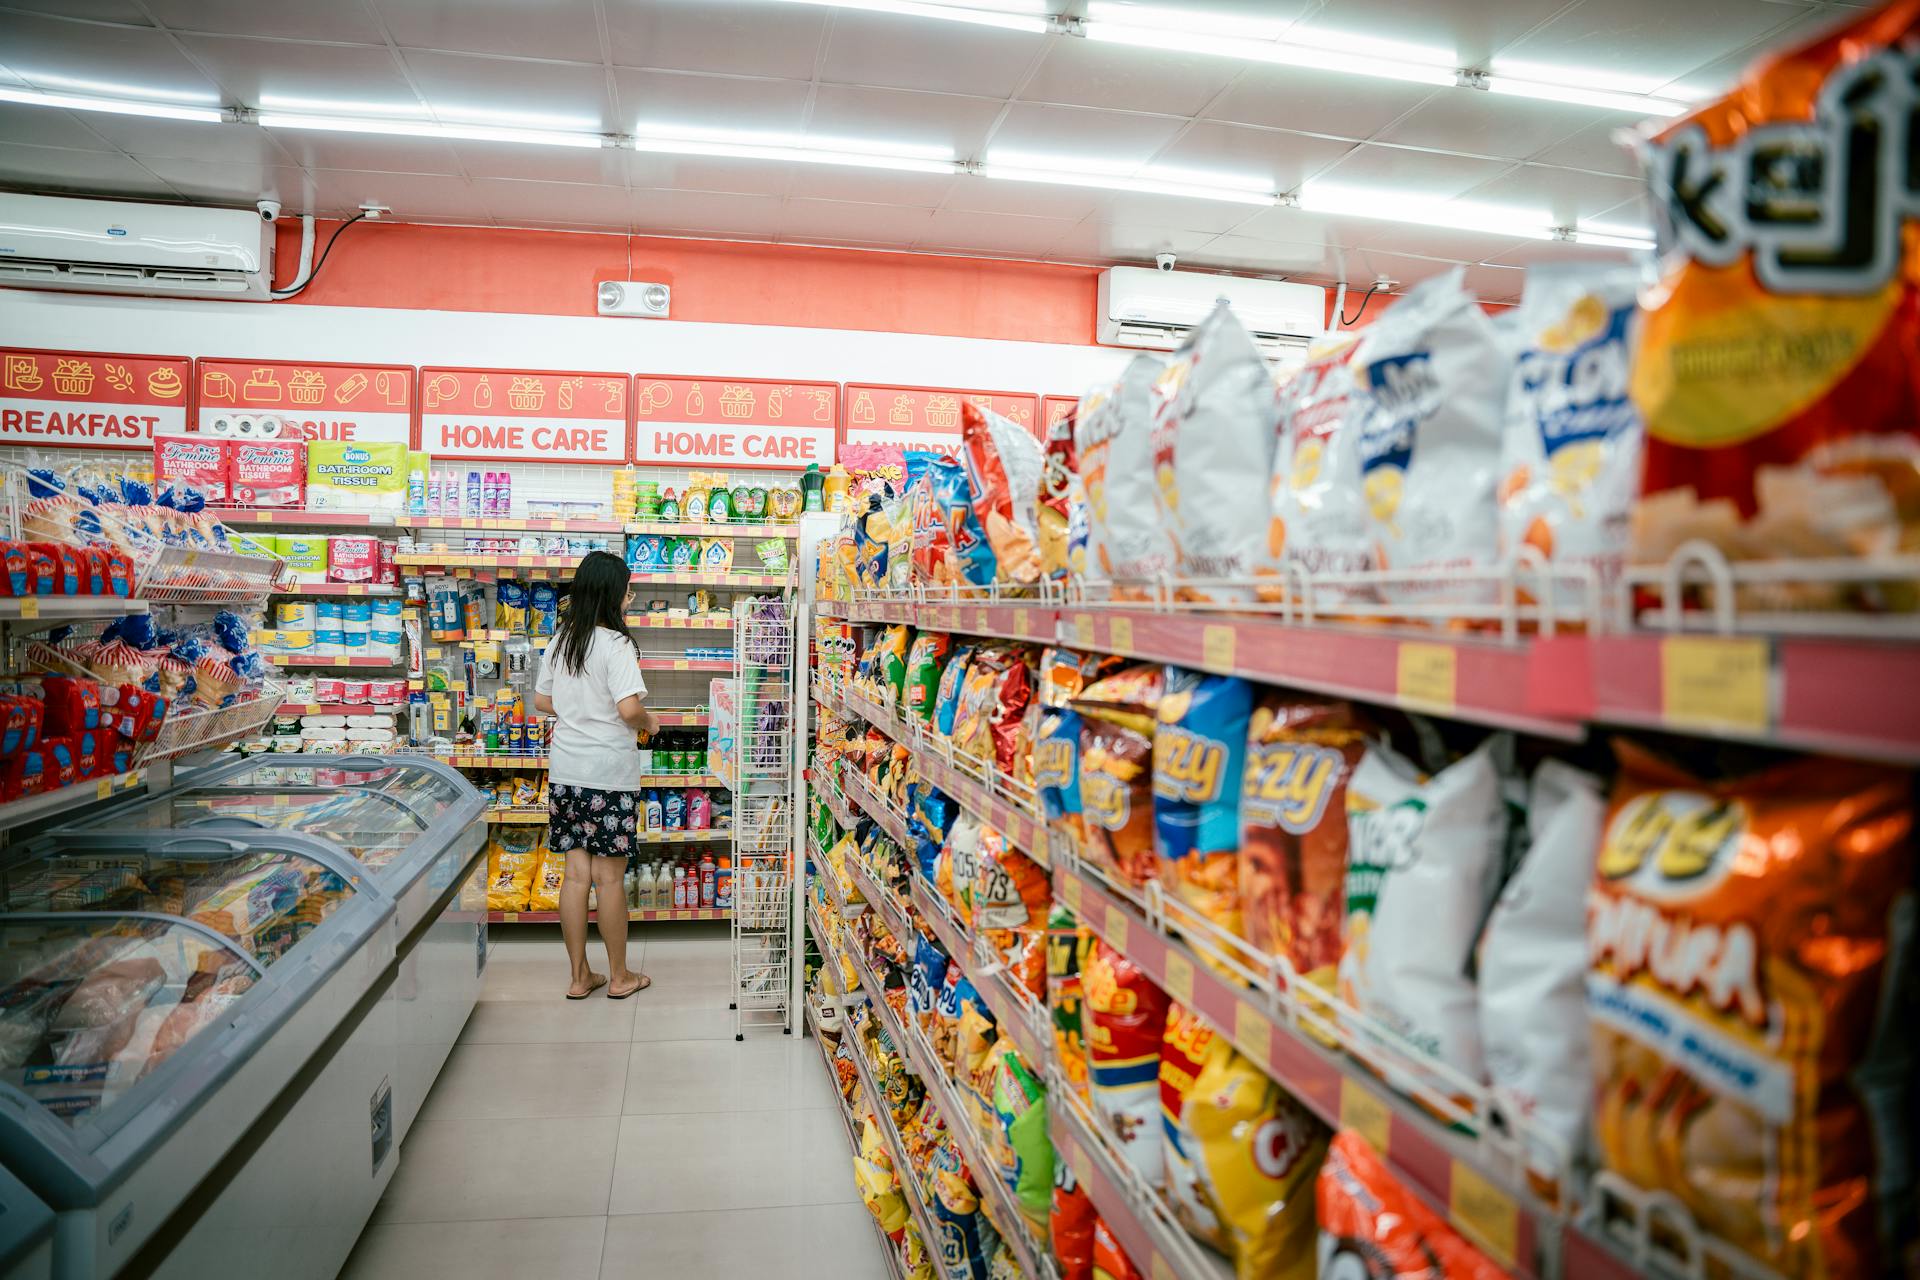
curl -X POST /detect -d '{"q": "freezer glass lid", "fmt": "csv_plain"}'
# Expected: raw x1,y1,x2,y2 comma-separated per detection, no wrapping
0,915,261,1125
90,789,423,871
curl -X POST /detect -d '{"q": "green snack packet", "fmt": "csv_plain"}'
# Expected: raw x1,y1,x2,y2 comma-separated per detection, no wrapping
878,623,912,705
992,1047,1054,1226
903,631,952,722
755,537,791,574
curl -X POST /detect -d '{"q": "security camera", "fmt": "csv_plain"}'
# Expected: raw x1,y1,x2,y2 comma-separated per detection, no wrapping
257,198,282,222
1156,252,1177,272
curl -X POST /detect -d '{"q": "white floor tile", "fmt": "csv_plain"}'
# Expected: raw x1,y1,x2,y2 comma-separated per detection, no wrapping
623,1039,838,1114
461,996,639,1044
606,1108,859,1215
372,1115,618,1223
419,1041,630,1123
629,1003,736,1042
599,1202,890,1280
342,1214,606,1280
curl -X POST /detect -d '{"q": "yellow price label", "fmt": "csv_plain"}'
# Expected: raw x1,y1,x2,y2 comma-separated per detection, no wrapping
1073,614,1094,647
1108,615,1133,651
454,568,472,579
1201,624,1236,670
427,647,442,659
1340,1076,1392,1156
125,770,140,789
1104,902,1129,951
18,598,39,620
1449,1161,1519,1269
1396,641,1458,712
257,510,275,523
1013,608,1030,637
1061,874,1083,915
974,607,988,633
503,912,518,922
1162,951,1194,1006
347,585,365,597
95,777,112,800
674,659,689,670
1232,1001,1274,1064
1661,635,1770,733
1150,1256,1178,1280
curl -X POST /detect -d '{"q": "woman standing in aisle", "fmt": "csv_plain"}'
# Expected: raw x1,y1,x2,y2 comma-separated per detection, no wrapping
534,549,658,999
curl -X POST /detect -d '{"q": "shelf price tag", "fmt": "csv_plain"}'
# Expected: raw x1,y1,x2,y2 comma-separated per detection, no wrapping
1232,1001,1275,1064
95,777,113,800
1108,616,1133,651
1201,624,1235,670
974,607,989,634
1073,614,1094,647
18,599,38,620
257,511,275,523
1660,636,1770,732
1449,1160,1519,1270
1013,608,1030,637
1061,873,1083,915
1396,642,1458,712
1340,1076,1392,1156
1150,1256,1178,1280
1103,902,1129,951
1162,950,1194,1006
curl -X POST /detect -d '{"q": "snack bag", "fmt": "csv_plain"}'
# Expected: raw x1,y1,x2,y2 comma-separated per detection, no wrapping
988,653,1036,778
1239,696,1370,1020
1038,395,1087,583
1047,907,1092,1090
1498,262,1644,590
911,933,951,1035
991,1046,1054,1227
857,1116,909,1241
855,495,892,591
526,838,567,912
875,624,912,705
1152,667,1251,962
1589,741,1916,1278
1052,1162,1097,1280
1091,1217,1144,1280
903,631,952,723
1077,355,1172,595
1349,266,1511,605
951,647,1011,768
1261,333,1373,602
1074,664,1165,888
1341,736,1505,1096
1317,1129,1506,1280
485,828,540,910
1153,302,1284,602
961,402,1043,586
1084,939,1170,1187
930,1136,998,1280
1158,1003,1230,1250
1630,2,1920,600
934,644,975,739
1479,758,1599,1196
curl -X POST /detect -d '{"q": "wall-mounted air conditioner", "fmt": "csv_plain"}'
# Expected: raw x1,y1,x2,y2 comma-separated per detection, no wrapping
0,193,274,301
1097,266,1325,363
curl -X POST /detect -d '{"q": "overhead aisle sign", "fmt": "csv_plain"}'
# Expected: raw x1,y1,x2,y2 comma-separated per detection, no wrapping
0,347,190,449
418,367,630,464
631,377,838,470
842,384,1039,457
196,358,414,444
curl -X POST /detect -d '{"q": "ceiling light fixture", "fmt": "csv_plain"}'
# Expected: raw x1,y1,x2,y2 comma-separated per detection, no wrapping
630,134,961,174
1295,185,1558,240
1569,226,1657,250
978,161,1277,205
1083,20,1457,86
755,0,1054,33
1483,76,1687,116
256,113,605,148
0,85,225,123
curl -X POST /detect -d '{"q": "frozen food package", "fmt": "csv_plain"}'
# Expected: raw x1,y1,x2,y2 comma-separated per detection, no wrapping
1073,664,1165,888
1340,735,1505,1095
1084,939,1171,1188
1629,1,1920,602
1317,1129,1507,1280
1038,395,1087,584
1077,354,1172,596
1350,266,1512,606
1153,667,1252,964
1239,695,1369,1022
1159,1002,1230,1251
1477,758,1599,1196
1152,301,1284,602
1589,741,1916,1278
1498,262,1644,590
962,402,1043,586
1260,333,1374,603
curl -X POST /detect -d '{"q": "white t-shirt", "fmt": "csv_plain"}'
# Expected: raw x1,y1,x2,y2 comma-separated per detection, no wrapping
534,627,649,791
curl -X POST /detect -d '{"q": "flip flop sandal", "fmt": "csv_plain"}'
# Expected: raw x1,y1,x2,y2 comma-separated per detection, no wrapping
566,975,609,1000
607,975,652,1000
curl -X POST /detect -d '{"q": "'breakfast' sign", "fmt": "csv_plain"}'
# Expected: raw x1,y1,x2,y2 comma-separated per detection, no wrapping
0,347,190,449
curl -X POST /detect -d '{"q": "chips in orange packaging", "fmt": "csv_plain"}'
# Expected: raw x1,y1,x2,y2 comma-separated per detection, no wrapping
1074,664,1165,888
1588,740,1916,1278
1052,1161,1096,1280
1091,1215,1144,1280
1629,0,1920,604
1316,1129,1507,1279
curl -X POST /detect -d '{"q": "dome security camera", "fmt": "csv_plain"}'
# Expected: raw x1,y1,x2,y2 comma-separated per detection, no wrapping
1156,252,1177,272
257,198,282,222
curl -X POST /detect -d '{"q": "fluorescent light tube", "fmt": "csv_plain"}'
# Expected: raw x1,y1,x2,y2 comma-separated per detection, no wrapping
258,113,605,148
631,135,961,174
1083,21,1456,86
1296,186,1556,240
0,86,224,123
755,0,1052,32
978,163,1276,205
1572,227,1657,250
1484,76,1687,117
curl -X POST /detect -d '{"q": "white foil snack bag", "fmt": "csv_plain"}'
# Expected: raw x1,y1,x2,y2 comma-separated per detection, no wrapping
1341,734,1506,1098
1077,353,1172,597
1479,757,1600,1191
1152,301,1283,603
1350,267,1511,606
1498,263,1645,590
1260,331,1373,604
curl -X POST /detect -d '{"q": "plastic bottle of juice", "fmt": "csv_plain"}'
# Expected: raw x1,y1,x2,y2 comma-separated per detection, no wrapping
636,862,654,909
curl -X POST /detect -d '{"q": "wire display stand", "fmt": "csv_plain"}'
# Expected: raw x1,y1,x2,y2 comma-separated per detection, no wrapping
730,597,798,1040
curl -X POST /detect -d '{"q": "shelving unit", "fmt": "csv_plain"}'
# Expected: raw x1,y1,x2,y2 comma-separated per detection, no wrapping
487,907,729,924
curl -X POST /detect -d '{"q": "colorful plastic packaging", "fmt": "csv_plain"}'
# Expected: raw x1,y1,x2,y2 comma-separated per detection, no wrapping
1052,1162,1097,1280
1084,939,1171,1188
1317,1129,1506,1279
961,402,1044,585
1261,333,1373,602
1038,396,1087,584
1152,667,1251,962
1073,664,1165,888
1047,907,1092,1090
903,631,952,723
991,1047,1053,1227
1077,354,1172,596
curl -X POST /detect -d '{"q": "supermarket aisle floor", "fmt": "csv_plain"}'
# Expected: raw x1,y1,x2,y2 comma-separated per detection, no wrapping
338,924,887,1280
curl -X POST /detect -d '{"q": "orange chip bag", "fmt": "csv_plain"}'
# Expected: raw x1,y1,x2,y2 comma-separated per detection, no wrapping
1317,1129,1506,1279
1073,663,1165,889
1630,1,1920,594
1588,741,1916,1278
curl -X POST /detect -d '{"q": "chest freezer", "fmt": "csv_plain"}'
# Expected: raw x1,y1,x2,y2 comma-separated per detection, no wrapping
0,832,396,1278
0,1164,55,1280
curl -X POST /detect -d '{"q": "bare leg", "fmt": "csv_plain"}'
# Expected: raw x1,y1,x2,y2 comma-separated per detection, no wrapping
559,848,603,997
593,855,645,997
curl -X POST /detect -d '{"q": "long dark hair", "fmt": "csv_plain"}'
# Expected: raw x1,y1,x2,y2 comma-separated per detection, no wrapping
551,550,635,677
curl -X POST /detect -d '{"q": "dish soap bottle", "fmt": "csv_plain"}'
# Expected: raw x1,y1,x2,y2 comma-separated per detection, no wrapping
800,463,825,513
659,487,680,521
823,463,850,513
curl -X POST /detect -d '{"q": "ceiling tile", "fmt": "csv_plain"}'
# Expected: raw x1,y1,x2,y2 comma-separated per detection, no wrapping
452,140,625,185
1225,203,1372,250
783,166,957,209
0,13,222,104
614,68,811,136
1017,37,1240,118
1454,163,1646,226
0,142,176,198
607,0,827,79
369,0,606,64
304,169,477,219
146,0,387,42
943,178,1106,222
777,197,933,246
1184,234,1345,277
1492,0,1805,88
818,11,1043,98
1097,190,1266,236
987,104,1188,171
174,34,418,111
402,50,613,131
915,208,1076,256
1205,66,1438,142
79,115,294,165
1481,237,1651,269
132,157,311,207
1307,143,1512,200
472,177,631,227
1307,0,1569,67
0,102,121,151
260,127,463,177
1460,261,1530,304
1150,121,1352,194
1655,7,1841,99
804,86,1003,161
1372,91,1603,162
1347,221,1534,264
1529,119,1643,178
1047,221,1218,265
2,1,151,22
627,151,793,198
632,187,784,237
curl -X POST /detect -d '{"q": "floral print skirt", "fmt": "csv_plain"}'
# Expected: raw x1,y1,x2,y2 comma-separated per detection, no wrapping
548,783,638,860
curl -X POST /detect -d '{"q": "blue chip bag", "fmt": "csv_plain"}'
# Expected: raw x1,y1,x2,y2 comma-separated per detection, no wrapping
929,1135,999,1280
927,455,995,588
1035,704,1083,829
910,933,949,1031
933,644,974,739
1151,666,1252,950
908,784,955,886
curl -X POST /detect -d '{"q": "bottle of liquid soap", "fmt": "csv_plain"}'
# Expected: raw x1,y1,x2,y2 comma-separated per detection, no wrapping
823,463,850,513
699,852,716,908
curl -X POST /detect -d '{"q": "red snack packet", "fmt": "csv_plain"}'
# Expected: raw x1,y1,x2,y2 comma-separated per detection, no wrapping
0,748,46,802
104,549,133,597
79,546,107,595
1051,1163,1096,1280
961,402,1042,585
1091,1216,1144,1280
51,545,81,595
1084,939,1171,1189
41,737,77,790
24,544,58,596
1038,397,1083,584
100,729,131,775
988,655,1035,778
1318,1129,1506,1279
71,729,99,779
0,541,24,595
